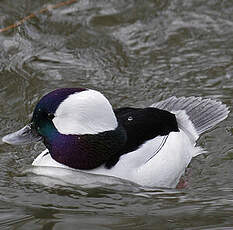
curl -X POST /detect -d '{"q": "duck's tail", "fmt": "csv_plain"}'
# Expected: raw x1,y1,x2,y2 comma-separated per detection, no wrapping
151,96,229,139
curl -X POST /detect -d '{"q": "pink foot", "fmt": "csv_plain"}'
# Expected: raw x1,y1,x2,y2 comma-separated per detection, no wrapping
176,168,191,189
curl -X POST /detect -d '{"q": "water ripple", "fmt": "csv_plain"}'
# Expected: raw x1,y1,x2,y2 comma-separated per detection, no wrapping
0,0,233,229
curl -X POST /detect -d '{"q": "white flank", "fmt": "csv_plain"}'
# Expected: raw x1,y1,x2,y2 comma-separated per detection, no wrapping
52,89,118,135
32,149,69,169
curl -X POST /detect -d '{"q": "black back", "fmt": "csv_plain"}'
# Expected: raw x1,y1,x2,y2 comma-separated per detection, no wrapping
105,107,179,168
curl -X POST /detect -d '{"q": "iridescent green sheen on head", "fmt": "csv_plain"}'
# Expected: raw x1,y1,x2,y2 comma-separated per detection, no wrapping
31,88,87,139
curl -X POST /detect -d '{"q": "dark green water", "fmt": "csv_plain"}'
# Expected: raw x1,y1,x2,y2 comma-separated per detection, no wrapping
0,0,233,229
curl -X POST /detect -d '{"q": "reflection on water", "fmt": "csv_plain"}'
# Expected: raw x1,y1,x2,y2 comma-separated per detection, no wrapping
0,0,233,229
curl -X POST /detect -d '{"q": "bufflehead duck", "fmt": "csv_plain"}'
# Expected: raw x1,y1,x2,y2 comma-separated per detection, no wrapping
2,88,229,188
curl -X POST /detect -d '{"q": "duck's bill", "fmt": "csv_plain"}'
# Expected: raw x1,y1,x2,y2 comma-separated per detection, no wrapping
2,124,41,145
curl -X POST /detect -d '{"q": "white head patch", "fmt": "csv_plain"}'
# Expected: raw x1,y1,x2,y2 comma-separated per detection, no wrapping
52,89,118,135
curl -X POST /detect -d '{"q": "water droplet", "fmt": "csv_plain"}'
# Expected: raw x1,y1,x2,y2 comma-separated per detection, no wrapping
128,116,133,121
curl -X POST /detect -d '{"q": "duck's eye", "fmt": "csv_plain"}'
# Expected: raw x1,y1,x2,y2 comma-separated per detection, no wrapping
128,116,133,121
47,113,55,120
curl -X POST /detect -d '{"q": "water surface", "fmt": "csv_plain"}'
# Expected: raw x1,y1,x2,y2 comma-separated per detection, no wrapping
0,0,233,229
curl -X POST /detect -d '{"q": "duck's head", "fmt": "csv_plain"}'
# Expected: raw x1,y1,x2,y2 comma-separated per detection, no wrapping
2,88,118,145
